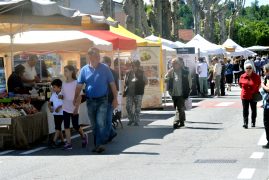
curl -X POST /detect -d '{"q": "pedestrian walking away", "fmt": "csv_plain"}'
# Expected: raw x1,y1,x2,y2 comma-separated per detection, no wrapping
102,56,118,143
212,57,222,97
260,63,269,149
124,60,147,126
239,62,261,129
74,47,118,153
165,57,192,129
225,59,233,92
196,57,208,97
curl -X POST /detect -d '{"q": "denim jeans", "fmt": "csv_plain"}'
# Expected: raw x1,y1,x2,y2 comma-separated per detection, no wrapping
198,77,208,95
86,96,108,146
126,95,143,123
104,103,116,142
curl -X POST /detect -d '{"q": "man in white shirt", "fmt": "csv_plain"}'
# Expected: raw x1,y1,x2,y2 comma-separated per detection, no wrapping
213,57,222,97
196,57,208,97
22,55,39,87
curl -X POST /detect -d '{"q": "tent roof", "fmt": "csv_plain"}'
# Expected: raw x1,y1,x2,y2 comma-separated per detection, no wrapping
81,30,137,51
246,45,269,51
0,0,119,36
0,30,113,53
175,41,185,47
186,34,224,55
222,38,256,57
108,17,160,47
145,35,183,49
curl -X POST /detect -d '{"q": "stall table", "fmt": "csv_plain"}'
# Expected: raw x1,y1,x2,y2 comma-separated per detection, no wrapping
0,112,48,149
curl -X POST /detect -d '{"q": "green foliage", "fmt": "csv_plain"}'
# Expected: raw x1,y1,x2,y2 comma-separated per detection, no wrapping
234,3,269,46
178,3,193,29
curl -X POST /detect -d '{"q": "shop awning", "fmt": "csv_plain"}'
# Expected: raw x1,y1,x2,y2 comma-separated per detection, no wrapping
108,17,160,47
81,30,137,51
0,30,113,53
0,0,120,37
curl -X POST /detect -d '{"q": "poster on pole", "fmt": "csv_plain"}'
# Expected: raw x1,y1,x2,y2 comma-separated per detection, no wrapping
137,46,162,108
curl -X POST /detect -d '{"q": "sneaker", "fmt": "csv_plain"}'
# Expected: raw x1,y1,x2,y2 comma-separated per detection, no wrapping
178,123,185,127
63,143,72,150
95,145,105,153
82,134,88,148
251,123,255,127
59,141,65,146
107,132,117,143
127,121,134,126
49,141,58,149
134,122,139,126
173,124,179,129
243,124,248,129
262,143,269,149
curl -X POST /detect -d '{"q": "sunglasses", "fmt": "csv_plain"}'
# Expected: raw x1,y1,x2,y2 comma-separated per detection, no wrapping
246,67,252,69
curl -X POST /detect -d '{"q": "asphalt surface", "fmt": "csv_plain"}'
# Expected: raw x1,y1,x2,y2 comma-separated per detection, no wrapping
0,86,268,180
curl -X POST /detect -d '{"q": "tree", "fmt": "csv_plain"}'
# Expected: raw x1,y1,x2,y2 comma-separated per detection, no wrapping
122,0,151,36
100,0,114,18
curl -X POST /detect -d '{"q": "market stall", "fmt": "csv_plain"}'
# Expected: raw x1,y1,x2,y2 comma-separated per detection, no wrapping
222,38,256,58
109,21,164,108
81,30,137,116
185,34,224,62
0,30,113,135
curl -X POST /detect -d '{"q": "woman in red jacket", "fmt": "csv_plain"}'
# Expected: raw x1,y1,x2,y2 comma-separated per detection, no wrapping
239,62,261,129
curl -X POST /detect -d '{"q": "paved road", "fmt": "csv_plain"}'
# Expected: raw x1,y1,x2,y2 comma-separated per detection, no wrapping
0,86,268,180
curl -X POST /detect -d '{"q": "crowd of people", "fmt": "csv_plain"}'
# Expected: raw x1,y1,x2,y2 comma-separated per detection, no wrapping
195,55,269,97
6,49,269,152
193,55,269,149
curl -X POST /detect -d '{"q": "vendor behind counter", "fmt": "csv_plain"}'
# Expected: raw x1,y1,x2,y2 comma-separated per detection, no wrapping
21,55,40,88
7,64,28,94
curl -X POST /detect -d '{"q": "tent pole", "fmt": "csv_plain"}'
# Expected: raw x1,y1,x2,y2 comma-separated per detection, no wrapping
10,23,14,71
117,48,122,111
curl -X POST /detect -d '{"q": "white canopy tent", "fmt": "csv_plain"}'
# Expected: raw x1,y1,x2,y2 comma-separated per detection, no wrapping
186,34,224,56
246,45,269,51
145,35,184,49
222,38,256,57
0,30,113,53
175,41,185,47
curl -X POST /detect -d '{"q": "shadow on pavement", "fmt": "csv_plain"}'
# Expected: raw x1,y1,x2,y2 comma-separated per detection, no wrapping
185,127,224,130
186,121,223,125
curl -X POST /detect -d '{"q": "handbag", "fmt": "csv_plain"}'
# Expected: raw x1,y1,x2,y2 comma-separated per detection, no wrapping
184,97,192,111
252,92,262,102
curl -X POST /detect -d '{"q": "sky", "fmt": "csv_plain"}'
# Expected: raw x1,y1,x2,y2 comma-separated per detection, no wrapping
114,0,269,7
245,0,268,7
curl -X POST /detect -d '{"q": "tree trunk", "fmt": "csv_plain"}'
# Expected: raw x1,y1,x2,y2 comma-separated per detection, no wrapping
162,0,172,39
218,10,227,43
171,0,179,40
228,0,246,39
139,0,151,36
100,0,112,18
186,0,201,35
123,0,136,33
